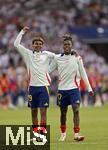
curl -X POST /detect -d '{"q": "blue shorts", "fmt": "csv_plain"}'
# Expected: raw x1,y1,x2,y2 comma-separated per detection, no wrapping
57,88,81,107
28,86,49,108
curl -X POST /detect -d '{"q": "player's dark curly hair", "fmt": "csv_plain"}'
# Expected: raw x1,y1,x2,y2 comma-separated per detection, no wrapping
62,34,79,56
62,34,73,44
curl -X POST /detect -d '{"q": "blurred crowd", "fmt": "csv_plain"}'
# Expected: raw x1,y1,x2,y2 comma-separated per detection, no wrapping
0,0,108,109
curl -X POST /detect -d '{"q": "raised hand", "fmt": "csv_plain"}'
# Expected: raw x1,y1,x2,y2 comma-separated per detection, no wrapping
22,26,30,34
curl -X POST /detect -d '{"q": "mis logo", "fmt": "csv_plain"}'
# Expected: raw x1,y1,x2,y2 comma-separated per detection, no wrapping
0,125,50,150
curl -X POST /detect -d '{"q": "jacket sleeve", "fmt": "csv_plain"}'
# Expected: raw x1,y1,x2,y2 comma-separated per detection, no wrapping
43,51,56,59
14,30,30,60
48,57,58,73
77,56,93,92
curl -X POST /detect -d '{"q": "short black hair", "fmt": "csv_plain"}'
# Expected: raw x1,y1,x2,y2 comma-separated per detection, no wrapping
63,34,73,44
32,37,44,44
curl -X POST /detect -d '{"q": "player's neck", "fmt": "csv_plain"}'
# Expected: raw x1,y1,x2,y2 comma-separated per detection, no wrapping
64,52,71,55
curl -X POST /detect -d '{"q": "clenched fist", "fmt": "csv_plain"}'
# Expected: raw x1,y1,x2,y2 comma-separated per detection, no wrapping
22,26,30,33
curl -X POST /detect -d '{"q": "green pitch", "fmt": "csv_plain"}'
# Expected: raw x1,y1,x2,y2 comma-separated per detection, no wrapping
0,103,108,150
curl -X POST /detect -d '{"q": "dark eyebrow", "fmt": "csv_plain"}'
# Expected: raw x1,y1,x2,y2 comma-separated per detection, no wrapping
64,43,71,45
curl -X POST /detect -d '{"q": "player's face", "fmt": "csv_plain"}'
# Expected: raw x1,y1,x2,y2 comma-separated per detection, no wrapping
63,40,72,55
32,40,43,52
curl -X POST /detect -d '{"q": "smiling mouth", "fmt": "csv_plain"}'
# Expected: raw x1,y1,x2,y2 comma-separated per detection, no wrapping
65,49,70,51
36,47,41,49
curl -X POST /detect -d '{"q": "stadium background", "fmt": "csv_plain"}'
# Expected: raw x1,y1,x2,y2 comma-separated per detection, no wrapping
0,0,108,150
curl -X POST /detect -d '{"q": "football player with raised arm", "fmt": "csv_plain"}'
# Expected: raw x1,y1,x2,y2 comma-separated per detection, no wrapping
49,35,94,141
14,26,55,132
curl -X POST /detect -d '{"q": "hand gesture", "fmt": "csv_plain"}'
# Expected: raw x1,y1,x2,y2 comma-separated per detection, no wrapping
89,91,94,97
22,26,29,34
